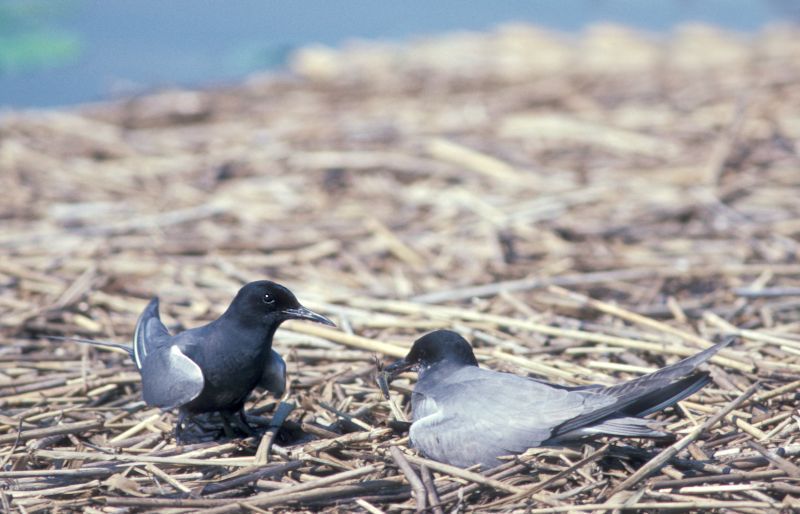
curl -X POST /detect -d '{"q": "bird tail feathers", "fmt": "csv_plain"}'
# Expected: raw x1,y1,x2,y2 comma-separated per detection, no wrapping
45,335,133,357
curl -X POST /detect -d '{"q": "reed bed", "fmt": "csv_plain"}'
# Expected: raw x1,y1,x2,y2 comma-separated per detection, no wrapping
1,23,800,512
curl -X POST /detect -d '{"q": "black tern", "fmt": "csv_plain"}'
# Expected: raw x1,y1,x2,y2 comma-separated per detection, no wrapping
59,280,334,439
381,330,733,468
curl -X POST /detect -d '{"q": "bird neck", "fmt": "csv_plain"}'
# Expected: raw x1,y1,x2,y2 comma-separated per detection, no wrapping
215,312,281,359
245,322,280,352
260,323,280,346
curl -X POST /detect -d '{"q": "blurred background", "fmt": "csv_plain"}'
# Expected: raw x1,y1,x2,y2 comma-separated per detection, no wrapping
2,0,800,109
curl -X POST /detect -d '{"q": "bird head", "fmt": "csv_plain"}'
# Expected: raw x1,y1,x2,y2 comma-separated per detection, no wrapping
382,330,478,381
228,280,335,328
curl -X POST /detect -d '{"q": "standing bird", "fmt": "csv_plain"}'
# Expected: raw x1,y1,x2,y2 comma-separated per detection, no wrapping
380,330,733,468
62,280,334,439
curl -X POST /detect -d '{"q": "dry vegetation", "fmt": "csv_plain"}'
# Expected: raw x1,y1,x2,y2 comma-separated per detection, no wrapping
1,23,800,512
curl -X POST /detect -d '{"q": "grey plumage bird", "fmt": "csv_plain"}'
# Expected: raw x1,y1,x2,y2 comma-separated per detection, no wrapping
57,280,334,440
381,330,733,468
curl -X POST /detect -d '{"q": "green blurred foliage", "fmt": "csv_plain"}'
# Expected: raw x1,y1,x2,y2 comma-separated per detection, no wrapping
0,0,83,76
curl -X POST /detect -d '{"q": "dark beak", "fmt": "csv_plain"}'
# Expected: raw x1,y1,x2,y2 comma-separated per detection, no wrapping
377,358,414,399
383,358,414,379
283,305,336,327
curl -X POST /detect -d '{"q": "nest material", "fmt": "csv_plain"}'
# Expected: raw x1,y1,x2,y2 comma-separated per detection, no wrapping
1,23,800,513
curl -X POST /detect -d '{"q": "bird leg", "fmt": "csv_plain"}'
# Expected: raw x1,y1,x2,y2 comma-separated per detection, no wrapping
220,414,237,439
220,409,257,438
234,408,257,436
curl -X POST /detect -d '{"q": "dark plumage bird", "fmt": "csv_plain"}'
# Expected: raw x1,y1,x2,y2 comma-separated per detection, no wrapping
62,280,334,439
381,330,733,468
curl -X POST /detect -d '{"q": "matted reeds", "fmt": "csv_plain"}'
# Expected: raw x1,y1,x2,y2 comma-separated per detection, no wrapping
1,23,800,513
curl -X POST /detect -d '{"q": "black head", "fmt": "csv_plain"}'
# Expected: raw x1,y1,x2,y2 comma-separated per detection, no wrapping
383,330,478,380
225,280,335,328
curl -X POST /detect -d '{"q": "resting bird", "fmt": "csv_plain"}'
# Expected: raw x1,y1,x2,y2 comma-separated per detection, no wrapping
381,330,733,468
60,280,334,439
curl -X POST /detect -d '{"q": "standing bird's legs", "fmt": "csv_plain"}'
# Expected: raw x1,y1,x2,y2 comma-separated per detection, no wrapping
220,408,257,438
176,410,229,442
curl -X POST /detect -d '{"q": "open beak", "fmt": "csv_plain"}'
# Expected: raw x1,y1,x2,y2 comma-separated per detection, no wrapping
283,306,336,327
377,358,413,399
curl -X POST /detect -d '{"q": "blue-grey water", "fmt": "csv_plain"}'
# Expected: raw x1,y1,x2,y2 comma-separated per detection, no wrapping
1,0,798,109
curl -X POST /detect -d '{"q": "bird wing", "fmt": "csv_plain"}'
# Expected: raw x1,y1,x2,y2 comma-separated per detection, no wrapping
140,344,204,409
257,349,287,397
552,336,734,436
410,367,615,468
133,297,172,370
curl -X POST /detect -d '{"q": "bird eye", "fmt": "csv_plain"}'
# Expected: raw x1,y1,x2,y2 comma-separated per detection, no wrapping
262,294,275,305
